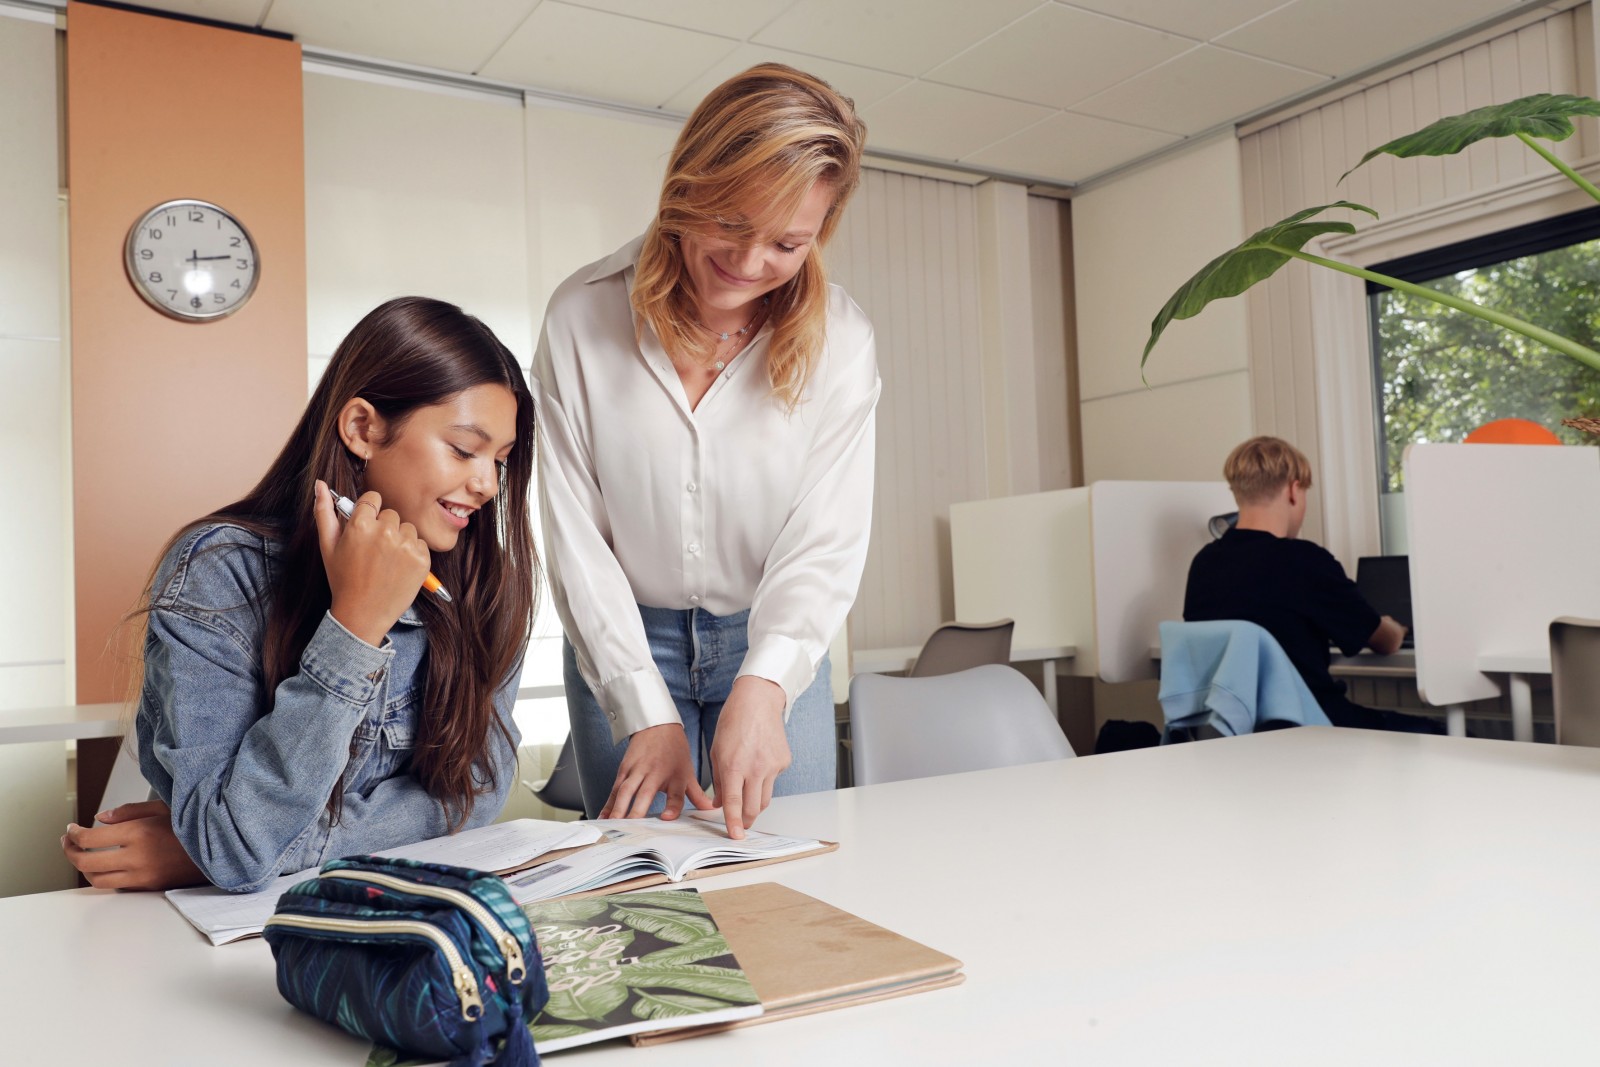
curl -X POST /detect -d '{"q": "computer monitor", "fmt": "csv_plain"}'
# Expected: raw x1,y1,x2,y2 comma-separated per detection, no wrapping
1355,555,1413,647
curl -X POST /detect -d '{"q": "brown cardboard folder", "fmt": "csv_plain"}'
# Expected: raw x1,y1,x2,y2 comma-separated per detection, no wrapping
631,882,964,1045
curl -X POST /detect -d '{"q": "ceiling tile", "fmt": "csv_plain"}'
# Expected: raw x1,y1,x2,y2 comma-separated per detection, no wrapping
926,4,1191,108
662,44,911,113
753,0,1044,77
1062,0,1291,42
556,0,795,40
264,0,540,73
965,111,1178,183
1217,0,1524,78
863,81,1053,160
1074,45,1326,135
121,0,271,28
480,3,739,107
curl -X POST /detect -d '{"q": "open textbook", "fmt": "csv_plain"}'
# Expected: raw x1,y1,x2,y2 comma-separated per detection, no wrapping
166,818,603,945
501,816,835,905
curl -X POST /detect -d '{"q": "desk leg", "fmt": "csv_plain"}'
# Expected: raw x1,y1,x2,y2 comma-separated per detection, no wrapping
1509,674,1533,743
1446,705,1466,738
1041,659,1058,718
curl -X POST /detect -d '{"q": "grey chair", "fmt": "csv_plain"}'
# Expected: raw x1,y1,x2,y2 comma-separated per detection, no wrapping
906,619,1015,677
1550,617,1600,747
848,664,1074,786
528,735,586,813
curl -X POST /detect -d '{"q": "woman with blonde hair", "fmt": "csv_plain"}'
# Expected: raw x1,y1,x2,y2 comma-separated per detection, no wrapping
535,63,879,838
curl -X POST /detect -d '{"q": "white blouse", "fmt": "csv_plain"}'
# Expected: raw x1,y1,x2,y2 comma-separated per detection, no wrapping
532,236,881,742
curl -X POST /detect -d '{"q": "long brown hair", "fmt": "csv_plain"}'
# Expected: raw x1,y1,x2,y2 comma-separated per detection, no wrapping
633,63,866,407
148,297,536,828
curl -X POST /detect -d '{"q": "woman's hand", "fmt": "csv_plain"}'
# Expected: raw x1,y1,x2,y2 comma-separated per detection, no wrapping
708,676,790,840
601,724,713,821
61,800,206,891
314,480,432,646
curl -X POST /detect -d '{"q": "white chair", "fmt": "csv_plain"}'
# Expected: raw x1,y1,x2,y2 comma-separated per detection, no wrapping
526,735,585,813
847,664,1074,786
97,740,155,815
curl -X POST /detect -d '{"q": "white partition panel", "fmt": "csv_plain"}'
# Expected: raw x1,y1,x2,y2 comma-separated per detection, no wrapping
1405,443,1600,706
950,488,1094,674
1091,481,1237,683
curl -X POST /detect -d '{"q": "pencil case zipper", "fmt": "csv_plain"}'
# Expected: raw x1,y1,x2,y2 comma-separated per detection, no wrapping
262,913,485,1021
318,868,528,984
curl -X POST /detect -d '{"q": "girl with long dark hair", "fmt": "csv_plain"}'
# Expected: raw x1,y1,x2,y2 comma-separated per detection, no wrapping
63,296,536,891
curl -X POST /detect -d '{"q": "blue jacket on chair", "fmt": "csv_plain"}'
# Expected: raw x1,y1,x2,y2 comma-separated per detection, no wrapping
1157,620,1330,741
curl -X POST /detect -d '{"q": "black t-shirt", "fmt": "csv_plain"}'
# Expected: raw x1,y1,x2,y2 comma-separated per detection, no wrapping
1183,528,1381,713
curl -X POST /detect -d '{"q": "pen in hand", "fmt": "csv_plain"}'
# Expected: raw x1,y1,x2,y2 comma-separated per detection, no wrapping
324,485,454,603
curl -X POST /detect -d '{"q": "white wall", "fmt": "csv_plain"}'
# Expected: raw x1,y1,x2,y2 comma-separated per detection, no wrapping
0,13,74,894
1072,134,1253,484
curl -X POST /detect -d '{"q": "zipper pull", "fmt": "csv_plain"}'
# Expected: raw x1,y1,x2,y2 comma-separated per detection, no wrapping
499,933,526,984
454,968,484,1021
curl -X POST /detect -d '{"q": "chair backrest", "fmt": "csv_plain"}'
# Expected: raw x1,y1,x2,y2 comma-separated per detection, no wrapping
906,619,1015,678
530,735,586,813
848,664,1073,786
99,740,155,813
1550,617,1600,747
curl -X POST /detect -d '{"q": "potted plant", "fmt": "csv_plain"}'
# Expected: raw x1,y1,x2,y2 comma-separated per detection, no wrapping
1143,93,1600,391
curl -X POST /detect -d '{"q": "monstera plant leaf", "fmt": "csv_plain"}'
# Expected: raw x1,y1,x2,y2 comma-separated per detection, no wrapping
639,935,736,966
618,962,761,1001
542,974,631,1021
612,905,717,944
609,890,711,914
630,991,732,1021
1142,201,1378,367
1343,93,1600,180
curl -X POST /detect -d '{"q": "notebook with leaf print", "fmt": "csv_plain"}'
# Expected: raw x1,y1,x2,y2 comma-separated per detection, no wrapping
365,887,759,1063
523,887,762,1051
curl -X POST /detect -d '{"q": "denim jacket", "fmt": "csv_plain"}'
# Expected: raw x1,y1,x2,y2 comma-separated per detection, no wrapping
136,523,521,893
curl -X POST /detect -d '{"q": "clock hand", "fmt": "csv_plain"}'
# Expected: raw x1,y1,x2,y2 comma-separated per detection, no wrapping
187,250,201,267
196,254,233,261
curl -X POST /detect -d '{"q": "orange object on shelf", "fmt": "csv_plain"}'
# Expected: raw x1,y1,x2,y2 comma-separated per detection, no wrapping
1463,418,1562,445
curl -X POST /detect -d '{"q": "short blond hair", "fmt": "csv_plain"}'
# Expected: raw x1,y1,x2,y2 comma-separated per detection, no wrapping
1224,436,1313,505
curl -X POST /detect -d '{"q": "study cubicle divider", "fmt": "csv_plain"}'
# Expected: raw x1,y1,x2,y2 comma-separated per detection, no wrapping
948,481,1235,684
1403,443,1600,709
950,487,1096,675
1089,481,1238,683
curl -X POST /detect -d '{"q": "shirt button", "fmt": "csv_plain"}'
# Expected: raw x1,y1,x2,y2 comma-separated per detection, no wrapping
687,543,701,555
686,482,697,493
688,595,701,605
606,709,616,721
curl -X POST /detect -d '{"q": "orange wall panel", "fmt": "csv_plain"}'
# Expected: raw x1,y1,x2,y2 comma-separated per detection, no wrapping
67,2,306,701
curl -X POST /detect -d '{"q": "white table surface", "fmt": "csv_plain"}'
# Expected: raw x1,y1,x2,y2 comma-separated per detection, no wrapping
6,728,1600,1065
0,702,124,744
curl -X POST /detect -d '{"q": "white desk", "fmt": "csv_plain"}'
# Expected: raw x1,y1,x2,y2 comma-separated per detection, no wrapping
852,645,1076,713
1477,651,1551,744
0,702,123,744
7,729,1600,1064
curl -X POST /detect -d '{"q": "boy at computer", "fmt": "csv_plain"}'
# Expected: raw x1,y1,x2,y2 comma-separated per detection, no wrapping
1183,436,1442,734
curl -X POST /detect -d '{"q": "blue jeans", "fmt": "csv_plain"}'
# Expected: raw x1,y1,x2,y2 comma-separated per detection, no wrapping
563,604,836,818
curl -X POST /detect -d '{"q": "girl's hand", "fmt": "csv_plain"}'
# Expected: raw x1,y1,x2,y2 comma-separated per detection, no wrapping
314,480,432,646
708,676,790,840
602,724,713,821
62,800,206,891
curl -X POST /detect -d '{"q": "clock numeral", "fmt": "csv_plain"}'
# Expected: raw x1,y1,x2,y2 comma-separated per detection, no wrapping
230,279,241,289
148,271,162,283
147,227,163,240
213,293,226,305
236,258,250,270
164,215,175,227
166,290,178,301
229,237,241,248
191,296,203,310
138,249,153,260
188,209,204,223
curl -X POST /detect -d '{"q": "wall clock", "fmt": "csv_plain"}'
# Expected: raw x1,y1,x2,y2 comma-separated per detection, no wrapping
124,198,259,321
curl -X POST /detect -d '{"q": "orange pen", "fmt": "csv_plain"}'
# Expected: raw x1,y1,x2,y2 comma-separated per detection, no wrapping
326,487,453,603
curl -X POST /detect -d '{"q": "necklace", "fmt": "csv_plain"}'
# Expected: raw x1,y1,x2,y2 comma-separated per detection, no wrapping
695,297,768,371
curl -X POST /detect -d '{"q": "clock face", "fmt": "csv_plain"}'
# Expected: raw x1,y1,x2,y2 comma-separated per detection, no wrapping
124,199,259,321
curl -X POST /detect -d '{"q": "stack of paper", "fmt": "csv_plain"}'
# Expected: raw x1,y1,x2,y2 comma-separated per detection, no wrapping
166,818,602,945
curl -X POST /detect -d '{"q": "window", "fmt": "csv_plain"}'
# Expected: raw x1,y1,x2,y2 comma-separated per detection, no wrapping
1368,207,1600,551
